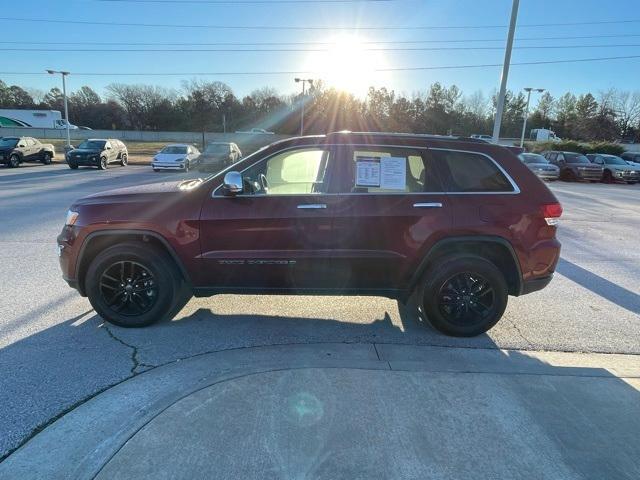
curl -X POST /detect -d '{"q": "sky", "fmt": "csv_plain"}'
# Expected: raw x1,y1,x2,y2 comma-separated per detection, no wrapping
2,0,640,102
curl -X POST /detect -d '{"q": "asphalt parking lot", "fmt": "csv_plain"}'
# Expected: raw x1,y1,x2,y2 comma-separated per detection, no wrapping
1,162,639,460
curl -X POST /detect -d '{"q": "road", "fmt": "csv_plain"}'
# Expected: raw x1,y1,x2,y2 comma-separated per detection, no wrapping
1,163,639,460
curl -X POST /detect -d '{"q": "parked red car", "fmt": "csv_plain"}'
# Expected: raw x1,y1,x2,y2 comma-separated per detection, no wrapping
57,132,562,337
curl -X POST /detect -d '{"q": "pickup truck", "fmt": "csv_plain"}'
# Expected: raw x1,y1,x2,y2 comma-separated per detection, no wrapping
0,136,55,167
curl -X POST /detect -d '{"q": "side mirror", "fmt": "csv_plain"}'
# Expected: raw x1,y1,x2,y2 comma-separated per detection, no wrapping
106,146,112,150
223,171,243,195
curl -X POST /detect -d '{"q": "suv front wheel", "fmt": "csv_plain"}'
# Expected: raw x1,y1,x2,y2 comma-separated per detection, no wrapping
85,242,183,327
421,255,508,337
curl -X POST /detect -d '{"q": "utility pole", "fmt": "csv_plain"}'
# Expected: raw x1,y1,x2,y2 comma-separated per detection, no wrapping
491,0,519,144
520,87,544,147
295,78,313,136
46,69,71,148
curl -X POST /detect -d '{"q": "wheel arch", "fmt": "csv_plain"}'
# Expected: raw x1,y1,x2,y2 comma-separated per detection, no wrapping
407,236,523,298
75,230,191,296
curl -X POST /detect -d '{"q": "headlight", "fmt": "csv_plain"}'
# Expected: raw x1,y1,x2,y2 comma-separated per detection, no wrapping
175,158,185,162
65,210,79,226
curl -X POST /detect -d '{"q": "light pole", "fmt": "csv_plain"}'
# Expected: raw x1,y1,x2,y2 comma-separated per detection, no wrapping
520,87,544,147
295,78,313,136
492,0,520,144
46,69,71,148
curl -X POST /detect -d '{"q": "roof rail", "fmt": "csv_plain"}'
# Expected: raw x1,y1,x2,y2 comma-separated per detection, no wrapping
326,131,488,142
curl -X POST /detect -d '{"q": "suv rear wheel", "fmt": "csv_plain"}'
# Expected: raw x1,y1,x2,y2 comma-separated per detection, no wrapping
41,152,52,165
421,255,508,337
8,154,20,168
85,242,183,327
120,154,128,167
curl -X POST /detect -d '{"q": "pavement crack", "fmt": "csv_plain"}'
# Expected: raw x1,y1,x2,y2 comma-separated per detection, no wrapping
507,318,534,348
102,325,143,375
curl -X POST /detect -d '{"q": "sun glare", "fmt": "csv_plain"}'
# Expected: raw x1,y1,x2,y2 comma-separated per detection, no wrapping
305,35,388,97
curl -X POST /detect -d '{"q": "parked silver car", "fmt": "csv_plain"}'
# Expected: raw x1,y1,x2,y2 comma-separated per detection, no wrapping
518,153,559,181
152,144,200,172
586,154,640,184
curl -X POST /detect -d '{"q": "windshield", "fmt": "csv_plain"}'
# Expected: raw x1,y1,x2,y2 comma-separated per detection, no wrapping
520,153,549,164
565,153,590,164
0,138,19,148
78,140,106,150
603,155,628,165
161,146,188,154
204,144,229,154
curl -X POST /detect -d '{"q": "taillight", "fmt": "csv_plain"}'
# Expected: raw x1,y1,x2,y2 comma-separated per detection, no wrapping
541,203,562,226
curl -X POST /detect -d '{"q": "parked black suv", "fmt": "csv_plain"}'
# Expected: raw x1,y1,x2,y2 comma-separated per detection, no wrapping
542,151,603,181
67,139,128,170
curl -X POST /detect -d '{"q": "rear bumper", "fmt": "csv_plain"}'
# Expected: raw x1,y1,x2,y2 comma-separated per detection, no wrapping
575,169,603,180
520,274,553,295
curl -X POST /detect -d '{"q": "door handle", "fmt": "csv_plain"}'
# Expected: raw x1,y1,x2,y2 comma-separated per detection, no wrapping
297,204,327,209
413,202,443,208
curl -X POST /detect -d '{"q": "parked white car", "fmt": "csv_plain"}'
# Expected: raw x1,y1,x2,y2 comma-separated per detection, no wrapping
152,144,200,172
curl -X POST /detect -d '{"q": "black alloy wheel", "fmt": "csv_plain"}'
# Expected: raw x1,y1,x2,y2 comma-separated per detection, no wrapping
86,242,185,327
421,255,507,337
99,260,158,316
42,152,52,165
436,272,495,327
8,154,20,168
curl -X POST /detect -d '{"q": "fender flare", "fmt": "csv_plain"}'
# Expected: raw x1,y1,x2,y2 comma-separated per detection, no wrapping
75,229,192,295
407,235,523,296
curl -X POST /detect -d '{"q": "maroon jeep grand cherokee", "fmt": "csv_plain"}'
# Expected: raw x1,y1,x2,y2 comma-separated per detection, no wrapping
57,132,562,337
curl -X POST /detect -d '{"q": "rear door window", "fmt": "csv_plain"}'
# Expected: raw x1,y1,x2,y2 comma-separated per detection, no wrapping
431,149,514,193
340,146,442,193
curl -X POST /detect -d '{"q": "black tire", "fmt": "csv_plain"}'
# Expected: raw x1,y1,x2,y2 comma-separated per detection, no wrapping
184,160,190,172
85,242,183,328
98,157,108,170
602,170,613,183
421,255,508,337
627,181,636,185
120,154,128,167
8,154,20,168
68,162,78,170
41,152,52,165
153,168,160,172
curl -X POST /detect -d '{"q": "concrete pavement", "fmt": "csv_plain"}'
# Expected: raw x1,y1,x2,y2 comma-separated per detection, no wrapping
1,343,639,479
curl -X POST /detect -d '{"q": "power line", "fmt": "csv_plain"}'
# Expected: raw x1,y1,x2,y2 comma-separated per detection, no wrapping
2,34,640,47
3,44,640,53
1,16,640,30
95,0,394,2
1,55,638,76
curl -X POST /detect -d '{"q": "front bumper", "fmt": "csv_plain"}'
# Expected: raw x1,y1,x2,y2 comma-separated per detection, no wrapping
534,170,559,180
68,156,100,166
57,225,83,294
152,162,186,170
614,171,640,182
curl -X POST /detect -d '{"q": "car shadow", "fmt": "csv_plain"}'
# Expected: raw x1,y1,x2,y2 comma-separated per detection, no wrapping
556,258,640,315
2,297,640,476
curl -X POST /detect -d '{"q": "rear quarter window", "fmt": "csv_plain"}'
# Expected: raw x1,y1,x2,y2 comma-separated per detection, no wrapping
431,150,515,193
